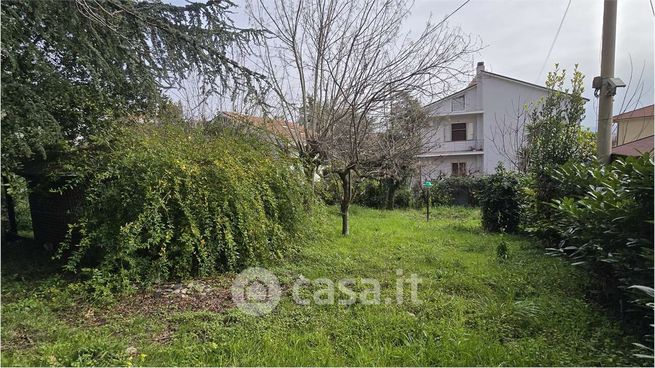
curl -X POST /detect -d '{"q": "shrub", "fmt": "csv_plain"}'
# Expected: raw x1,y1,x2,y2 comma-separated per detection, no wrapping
1,174,33,237
413,176,482,208
59,124,318,286
353,178,414,209
545,154,653,327
412,181,449,208
316,176,341,206
354,179,386,208
478,164,522,233
393,186,414,208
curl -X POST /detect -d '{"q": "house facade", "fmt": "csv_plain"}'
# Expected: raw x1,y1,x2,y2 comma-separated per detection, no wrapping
612,104,653,147
418,62,552,180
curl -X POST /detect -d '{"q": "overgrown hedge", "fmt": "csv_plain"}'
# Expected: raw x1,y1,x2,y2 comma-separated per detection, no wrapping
474,155,654,342
60,125,319,287
544,155,654,324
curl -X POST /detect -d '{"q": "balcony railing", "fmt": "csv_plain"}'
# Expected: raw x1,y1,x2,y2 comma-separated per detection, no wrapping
431,105,483,116
428,139,483,153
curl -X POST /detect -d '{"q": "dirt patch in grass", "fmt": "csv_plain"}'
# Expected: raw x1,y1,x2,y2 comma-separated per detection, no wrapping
61,277,236,330
2,327,36,350
113,277,235,316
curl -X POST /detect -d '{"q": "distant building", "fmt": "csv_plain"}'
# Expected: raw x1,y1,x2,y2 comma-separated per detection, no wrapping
611,135,654,159
214,111,306,142
418,62,556,179
612,104,654,147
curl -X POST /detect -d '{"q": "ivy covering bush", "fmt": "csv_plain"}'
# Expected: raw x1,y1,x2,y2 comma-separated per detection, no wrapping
545,154,653,328
478,165,522,233
60,125,319,286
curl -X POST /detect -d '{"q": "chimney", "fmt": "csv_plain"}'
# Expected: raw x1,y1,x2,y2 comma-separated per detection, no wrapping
476,61,485,75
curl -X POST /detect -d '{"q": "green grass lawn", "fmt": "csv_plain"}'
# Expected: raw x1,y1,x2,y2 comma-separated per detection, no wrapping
1,206,646,366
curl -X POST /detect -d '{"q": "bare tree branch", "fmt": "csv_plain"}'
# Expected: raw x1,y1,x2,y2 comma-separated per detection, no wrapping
247,0,480,234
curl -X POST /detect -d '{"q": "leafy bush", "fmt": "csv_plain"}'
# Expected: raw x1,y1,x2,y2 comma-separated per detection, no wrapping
413,176,482,208
352,176,482,210
59,124,319,286
1,174,33,237
316,176,341,206
393,186,414,208
520,65,595,235
353,178,414,209
478,164,522,233
545,154,653,327
354,179,386,208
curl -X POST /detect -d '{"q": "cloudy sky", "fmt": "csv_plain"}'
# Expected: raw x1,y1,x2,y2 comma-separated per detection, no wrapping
176,0,654,130
403,0,654,129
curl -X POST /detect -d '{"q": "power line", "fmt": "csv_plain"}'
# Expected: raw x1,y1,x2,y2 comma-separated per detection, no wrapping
436,0,471,28
535,0,572,83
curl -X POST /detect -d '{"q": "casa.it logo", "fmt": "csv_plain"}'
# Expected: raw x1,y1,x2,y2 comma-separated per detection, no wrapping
230,267,281,316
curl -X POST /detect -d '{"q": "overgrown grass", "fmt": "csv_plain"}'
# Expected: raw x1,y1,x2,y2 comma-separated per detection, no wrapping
1,206,646,366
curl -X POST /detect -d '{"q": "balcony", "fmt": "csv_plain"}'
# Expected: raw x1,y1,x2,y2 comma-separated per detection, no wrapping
431,105,483,117
419,139,484,157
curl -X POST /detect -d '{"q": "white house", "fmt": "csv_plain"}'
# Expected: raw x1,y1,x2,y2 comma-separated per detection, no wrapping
418,62,554,179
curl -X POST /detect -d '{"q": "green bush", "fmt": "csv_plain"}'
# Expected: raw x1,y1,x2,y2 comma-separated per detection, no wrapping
545,154,653,327
315,176,341,206
59,124,319,286
352,179,414,209
413,176,482,208
354,179,386,208
478,164,522,233
1,174,33,237
417,184,451,207
393,186,413,208
352,176,482,210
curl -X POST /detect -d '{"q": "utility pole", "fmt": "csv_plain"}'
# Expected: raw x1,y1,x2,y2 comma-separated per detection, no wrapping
596,0,619,163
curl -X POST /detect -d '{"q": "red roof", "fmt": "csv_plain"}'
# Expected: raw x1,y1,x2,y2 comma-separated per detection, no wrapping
217,112,306,141
613,105,654,120
611,135,654,157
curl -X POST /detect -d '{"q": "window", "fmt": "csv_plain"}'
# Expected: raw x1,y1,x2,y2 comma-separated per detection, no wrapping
452,95,465,111
451,123,467,141
451,162,467,177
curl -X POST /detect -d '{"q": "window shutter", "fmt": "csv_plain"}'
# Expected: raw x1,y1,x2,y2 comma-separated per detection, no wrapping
444,123,452,142
466,122,474,140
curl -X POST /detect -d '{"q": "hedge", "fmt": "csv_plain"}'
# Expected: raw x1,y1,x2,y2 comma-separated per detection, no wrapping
59,124,319,287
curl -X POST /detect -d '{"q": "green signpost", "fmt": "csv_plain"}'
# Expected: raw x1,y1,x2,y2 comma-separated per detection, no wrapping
423,180,432,221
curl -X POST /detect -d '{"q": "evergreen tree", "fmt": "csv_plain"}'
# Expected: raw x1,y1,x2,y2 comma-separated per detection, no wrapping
1,0,264,173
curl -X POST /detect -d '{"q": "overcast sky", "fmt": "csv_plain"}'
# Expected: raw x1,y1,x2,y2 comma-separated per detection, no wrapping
176,0,654,130
402,0,655,129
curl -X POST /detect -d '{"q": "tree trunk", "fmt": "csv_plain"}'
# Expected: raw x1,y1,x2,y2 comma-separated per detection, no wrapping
339,170,352,236
385,178,397,210
2,176,18,238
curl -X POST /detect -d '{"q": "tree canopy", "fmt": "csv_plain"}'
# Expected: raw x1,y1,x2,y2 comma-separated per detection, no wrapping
523,64,593,174
1,0,264,173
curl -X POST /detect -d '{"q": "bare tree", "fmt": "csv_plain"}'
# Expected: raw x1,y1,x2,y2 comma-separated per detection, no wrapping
248,0,479,235
366,93,435,209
